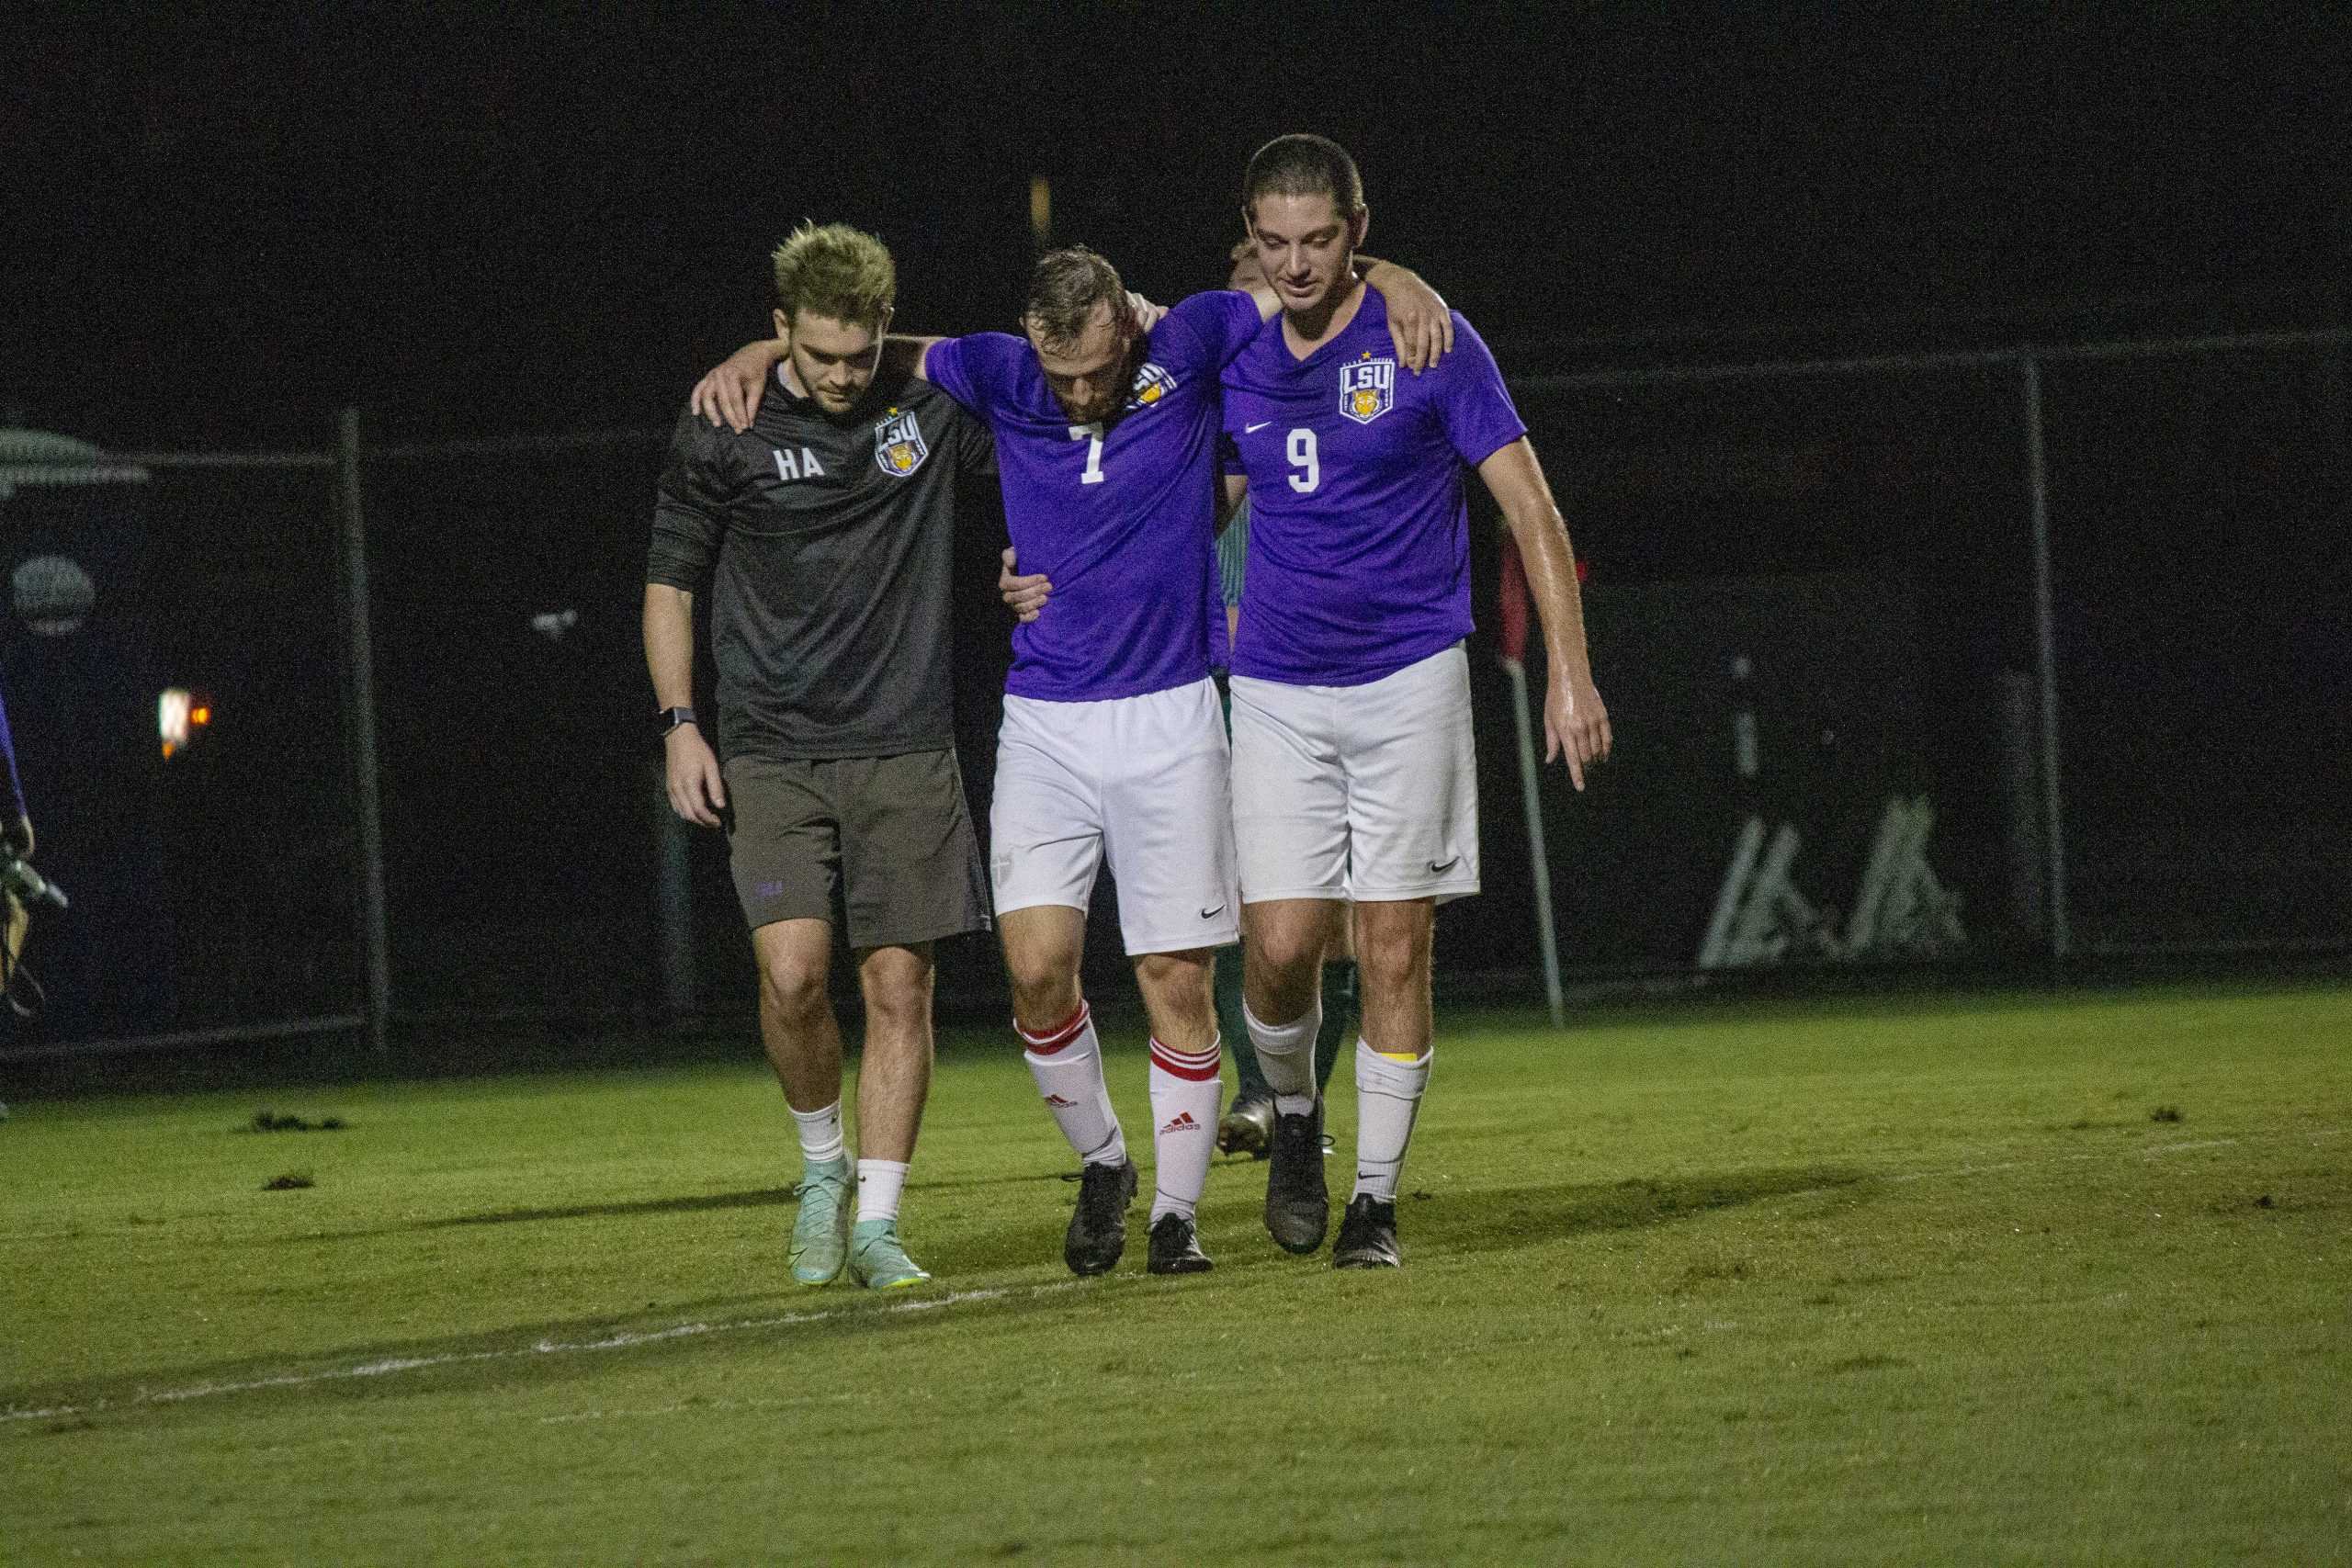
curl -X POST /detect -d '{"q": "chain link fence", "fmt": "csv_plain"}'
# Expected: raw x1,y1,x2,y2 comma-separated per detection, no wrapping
3,328,2343,1056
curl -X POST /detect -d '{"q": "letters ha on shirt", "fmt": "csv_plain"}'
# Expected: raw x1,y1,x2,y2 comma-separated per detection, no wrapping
763,406,933,483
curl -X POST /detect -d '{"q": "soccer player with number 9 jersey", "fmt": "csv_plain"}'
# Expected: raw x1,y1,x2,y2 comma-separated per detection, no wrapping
1221,136,1612,1269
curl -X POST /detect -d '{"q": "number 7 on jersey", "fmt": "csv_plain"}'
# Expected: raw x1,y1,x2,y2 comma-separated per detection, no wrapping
1069,423,1105,486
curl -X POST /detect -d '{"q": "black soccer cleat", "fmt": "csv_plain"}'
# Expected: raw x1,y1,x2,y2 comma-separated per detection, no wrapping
1065,1157,1138,1276
1146,1211,1215,1275
1263,1100,1329,1254
1332,1193,1401,1269
1217,1091,1275,1159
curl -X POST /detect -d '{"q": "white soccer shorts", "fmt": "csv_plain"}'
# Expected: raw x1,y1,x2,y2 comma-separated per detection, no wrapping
989,677,1242,955
1229,643,1480,905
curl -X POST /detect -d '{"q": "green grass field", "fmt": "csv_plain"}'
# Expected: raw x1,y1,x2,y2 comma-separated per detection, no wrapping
5,983,2348,1565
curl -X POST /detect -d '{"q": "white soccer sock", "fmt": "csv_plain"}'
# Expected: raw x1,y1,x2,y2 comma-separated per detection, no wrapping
855,1159,909,1225
1148,1034,1224,1223
1244,998,1322,1118
1352,1040,1431,1201
788,1099,846,1168
1020,1002,1128,1168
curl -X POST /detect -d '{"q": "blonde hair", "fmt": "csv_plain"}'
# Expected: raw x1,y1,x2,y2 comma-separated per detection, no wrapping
771,220,896,326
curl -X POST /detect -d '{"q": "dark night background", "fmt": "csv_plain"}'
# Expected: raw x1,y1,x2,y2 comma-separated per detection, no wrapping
10,4,2346,444
3,4,2346,1043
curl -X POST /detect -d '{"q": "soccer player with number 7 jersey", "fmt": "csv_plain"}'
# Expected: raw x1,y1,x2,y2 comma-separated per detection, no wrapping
1219,135,1612,1269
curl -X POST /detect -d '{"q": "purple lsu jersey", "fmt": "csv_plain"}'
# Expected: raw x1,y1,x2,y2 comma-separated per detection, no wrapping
924,289,1263,702
1219,289,1527,686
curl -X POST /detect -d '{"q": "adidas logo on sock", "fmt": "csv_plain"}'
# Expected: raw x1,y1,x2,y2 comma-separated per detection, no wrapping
1159,1111,1203,1134
1043,1093,1077,1108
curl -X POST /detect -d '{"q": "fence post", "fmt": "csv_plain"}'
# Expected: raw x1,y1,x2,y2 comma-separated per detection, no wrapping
2020,358,2072,974
335,408,392,1055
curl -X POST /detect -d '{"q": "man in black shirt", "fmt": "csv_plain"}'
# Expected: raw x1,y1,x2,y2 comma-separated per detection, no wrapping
645,221,993,1291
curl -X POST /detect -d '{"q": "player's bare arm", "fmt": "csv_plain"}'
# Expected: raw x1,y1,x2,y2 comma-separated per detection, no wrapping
1477,438,1612,791
691,338,788,432
1238,256,1451,372
694,293,1164,433
1360,257,1452,372
642,582,727,827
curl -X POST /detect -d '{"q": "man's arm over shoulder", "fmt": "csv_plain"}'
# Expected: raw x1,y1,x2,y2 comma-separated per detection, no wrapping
692,334,949,430
885,334,946,382
919,332,1029,419
1358,256,1453,373
1162,288,1271,371
692,340,788,433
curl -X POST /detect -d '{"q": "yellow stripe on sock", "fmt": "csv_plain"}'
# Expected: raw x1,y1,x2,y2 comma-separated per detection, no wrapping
1376,1049,1427,1065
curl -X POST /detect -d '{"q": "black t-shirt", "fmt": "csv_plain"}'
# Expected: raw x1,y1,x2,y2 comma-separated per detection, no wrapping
647,365,994,760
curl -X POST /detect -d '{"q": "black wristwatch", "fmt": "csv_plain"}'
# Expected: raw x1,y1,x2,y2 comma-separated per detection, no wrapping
658,705,697,737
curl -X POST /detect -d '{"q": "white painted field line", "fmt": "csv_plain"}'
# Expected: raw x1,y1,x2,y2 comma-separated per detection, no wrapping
10,1124,2331,1427
3,1282,1083,1426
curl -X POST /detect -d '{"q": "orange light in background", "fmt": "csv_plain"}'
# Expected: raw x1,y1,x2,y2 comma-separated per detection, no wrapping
159,687,212,759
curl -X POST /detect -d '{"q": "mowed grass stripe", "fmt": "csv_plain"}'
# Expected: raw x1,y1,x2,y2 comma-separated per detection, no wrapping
4,982,2346,1565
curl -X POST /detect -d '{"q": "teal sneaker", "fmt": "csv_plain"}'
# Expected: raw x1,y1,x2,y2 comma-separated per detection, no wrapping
788,1157,853,1286
848,1219,931,1290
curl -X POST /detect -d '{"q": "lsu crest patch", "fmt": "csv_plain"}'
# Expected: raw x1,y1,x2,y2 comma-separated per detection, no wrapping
1340,353,1396,424
873,408,930,478
1126,362,1180,411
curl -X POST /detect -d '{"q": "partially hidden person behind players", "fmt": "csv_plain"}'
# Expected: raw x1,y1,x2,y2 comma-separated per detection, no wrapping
1221,135,1611,1269
694,243,1452,1278
644,220,996,1291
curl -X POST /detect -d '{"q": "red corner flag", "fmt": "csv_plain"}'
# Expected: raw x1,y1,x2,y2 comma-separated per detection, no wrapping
1498,536,1532,666
1498,536,1589,667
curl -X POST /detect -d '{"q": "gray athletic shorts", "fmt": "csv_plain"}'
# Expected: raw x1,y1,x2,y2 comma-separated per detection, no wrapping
722,750,989,950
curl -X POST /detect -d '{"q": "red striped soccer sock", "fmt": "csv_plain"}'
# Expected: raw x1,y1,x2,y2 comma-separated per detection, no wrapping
1019,1001,1127,1169
1148,1034,1224,1223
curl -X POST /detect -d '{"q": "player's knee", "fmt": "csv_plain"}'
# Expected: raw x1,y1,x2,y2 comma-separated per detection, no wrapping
1352,912,1430,989
862,971,933,1042
760,953,830,1021
1006,956,1080,1021
1249,925,1324,988
1134,949,1212,1010
860,944,931,1002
